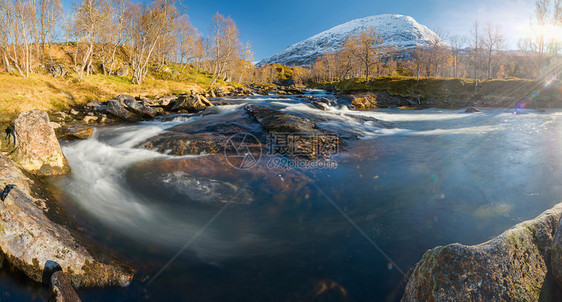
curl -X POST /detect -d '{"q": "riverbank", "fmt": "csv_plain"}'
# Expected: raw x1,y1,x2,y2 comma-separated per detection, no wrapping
0,71,241,125
316,77,562,109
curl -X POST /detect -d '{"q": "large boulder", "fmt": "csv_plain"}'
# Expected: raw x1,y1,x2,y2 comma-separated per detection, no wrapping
0,153,133,287
169,94,214,113
104,99,139,122
244,104,340,159
402,203,562,302
11,110,71,176
549,211,562,289
138,109,264,156
123,99,158,119
346,93,378,110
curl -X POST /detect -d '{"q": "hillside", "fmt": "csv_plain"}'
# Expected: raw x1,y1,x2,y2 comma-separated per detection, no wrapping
0,43,239,123
259,14,441,66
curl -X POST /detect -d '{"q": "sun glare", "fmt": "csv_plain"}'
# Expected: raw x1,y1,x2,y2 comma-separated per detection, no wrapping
526,23,562,42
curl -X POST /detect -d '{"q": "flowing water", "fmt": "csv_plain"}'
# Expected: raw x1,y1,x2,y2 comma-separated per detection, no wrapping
6,92,562,301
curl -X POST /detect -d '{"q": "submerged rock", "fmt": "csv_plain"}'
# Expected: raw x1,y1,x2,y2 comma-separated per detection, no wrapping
0,153,133,287
12,110,71,176
402,203,562,302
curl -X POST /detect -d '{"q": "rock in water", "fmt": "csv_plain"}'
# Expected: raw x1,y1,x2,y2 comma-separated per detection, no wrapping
57,125,93,140
402,203,562,302
465,107,481,113
169,94,214,113
345,94,378,110
0,153,133,287
50,271,81,302
105,99,139,122
12,110,71,176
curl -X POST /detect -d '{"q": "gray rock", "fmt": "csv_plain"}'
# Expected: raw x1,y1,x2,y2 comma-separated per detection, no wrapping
0,153,133,287
48,65,69,78
123,99,158,118
169,94,213,113
12,110,71,176
143,95,177,107
403,203,562,302
105,100,139,122
115,66,128,77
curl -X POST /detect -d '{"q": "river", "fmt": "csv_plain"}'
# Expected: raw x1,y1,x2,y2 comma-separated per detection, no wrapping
6,92,562,301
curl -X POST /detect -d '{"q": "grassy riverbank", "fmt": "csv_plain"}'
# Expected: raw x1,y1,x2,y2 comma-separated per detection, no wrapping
317,77,562,108
0,68,238,124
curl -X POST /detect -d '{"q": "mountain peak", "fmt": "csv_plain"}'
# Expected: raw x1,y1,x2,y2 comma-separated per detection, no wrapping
258,14,441,66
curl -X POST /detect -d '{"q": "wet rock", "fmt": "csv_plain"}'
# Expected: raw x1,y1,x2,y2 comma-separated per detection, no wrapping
169,94,214,113
12,110,71,176
104,99,139,122
0,153,133,287
57,125,93,140
403,203,562,302
345,93,378,110
50,271,81,302
244,104,316,133
138,110,264,156
123,99,158,119
465,107,481,113
244,104,340,159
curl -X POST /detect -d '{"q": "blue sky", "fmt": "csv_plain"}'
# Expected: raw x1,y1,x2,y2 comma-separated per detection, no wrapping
61,0,536,60
182,0,535,60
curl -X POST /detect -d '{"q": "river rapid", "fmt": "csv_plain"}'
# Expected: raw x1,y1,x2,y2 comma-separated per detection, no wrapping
11,92,562,301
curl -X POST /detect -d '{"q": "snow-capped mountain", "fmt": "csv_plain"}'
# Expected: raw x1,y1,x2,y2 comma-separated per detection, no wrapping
258,14,441,66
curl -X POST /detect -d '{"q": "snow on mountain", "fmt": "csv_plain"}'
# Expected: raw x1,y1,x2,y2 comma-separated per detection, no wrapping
258,14,441,67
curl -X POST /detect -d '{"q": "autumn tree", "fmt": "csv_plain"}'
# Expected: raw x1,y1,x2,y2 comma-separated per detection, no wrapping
72,0,112,79
126,0,177,84
345,26,385,84
209,12,242,85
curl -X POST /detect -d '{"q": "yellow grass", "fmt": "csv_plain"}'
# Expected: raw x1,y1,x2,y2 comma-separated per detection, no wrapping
0,72,228,123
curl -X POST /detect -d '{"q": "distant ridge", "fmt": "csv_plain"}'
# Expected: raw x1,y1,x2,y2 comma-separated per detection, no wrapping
258,14,441,66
